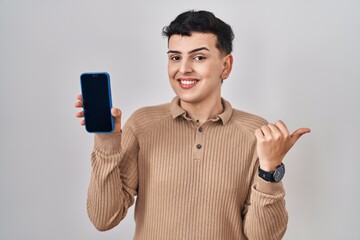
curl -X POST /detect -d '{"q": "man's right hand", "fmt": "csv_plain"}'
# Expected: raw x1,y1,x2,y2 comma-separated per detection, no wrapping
74,94,122,134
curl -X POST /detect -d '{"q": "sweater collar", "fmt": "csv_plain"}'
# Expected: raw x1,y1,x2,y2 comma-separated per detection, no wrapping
169,97,233,125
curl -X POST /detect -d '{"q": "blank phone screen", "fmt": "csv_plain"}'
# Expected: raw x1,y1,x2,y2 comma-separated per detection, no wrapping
80,73,113,133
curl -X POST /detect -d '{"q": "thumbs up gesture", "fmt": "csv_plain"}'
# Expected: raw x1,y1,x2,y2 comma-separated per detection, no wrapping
255,120,311,172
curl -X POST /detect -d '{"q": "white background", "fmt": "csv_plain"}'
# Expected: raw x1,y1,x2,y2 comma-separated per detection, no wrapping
0,0,359,239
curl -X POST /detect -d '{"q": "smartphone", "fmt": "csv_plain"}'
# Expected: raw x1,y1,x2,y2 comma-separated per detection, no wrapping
80,72,114,133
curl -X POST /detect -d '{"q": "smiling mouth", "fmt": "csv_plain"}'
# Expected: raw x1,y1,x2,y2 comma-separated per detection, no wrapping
177,79,199,89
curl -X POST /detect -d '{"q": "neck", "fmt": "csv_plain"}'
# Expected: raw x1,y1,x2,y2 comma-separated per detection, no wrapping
180,97,223,123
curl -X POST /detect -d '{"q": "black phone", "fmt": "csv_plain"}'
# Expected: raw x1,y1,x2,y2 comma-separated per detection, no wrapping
80,72,114,133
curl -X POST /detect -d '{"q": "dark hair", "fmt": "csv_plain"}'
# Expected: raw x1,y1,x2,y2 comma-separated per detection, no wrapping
162,10,234,55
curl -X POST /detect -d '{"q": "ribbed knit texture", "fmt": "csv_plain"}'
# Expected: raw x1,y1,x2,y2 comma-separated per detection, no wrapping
87,97,288,240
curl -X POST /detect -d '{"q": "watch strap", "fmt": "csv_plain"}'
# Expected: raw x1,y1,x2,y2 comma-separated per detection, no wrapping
258,163,285,182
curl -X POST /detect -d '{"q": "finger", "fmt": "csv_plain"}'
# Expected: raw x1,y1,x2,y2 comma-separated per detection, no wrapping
80,120,85,126
111,108,122,118
111,108,122,134
76,111,84,118
290,128,311,143
75,100,83,108
291,128,311,137
255,128,264,140
267,123,281,137
260,125,272,137
77,94,82,101
275,120,290,137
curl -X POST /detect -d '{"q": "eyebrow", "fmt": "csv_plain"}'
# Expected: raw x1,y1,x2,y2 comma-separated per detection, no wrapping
167,47,210,54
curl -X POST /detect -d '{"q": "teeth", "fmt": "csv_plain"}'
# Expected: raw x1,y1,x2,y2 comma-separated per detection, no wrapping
180,80,197,85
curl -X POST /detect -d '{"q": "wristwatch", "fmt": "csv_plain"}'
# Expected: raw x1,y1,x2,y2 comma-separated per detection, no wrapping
258,163,285,183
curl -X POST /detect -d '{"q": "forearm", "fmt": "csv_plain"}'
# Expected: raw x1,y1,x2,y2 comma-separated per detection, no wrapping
243,176,288,240
87,133,134,231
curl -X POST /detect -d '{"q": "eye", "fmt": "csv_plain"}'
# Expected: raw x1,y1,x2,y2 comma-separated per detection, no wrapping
169,55,181,61
194,55,206,61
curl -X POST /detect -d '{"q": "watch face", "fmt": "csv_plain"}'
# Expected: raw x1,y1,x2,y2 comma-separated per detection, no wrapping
273,164,285,182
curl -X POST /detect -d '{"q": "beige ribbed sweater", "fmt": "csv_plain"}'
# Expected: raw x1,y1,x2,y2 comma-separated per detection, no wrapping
87,97,288,240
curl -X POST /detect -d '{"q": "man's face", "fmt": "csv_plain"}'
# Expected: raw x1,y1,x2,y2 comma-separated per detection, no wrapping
167,32,232,105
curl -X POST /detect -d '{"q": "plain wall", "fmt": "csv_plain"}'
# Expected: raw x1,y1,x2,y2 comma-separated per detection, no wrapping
0,0,359,239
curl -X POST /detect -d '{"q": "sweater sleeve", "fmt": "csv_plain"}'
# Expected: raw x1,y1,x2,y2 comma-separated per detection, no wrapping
242,151,288,239
86,125,139,231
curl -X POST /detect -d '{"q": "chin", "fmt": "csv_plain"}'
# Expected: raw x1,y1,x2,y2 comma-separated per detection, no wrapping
170,83,206,104
175,92,203,104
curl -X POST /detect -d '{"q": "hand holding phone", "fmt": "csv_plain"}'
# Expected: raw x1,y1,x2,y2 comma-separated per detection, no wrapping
76,72,121,133
75,96,122,134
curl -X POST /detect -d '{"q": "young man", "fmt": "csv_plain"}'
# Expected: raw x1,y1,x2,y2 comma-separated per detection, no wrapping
75,10,310,240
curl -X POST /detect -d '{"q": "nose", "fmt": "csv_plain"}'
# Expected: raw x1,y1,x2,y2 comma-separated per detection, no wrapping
179,59,193,74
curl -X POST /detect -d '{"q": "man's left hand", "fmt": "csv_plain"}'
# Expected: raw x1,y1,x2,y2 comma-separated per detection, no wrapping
255,120,311,172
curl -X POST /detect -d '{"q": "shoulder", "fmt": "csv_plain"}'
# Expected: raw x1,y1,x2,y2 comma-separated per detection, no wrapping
129,103,170,121
124,102,171,134
230,108,268,133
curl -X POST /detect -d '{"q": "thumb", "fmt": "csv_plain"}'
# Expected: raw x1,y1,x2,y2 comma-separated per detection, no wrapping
111,108,122,134
290,128,311,144
111,108,122,118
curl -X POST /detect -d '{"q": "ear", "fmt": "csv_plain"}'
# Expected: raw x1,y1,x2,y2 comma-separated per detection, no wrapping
221,54,233,80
